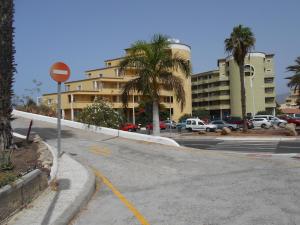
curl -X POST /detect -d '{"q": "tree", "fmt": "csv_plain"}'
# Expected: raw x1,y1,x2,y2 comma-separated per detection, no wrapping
225,25,255,132
77,99,123,129
0,0,15,169
286,56,300,108
119,34,191,136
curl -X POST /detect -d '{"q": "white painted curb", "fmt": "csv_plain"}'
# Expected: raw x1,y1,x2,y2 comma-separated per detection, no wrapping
13,132,58,183
12,110,180,147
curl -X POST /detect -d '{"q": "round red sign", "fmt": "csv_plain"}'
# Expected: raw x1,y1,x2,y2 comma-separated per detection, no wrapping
50,62,70,83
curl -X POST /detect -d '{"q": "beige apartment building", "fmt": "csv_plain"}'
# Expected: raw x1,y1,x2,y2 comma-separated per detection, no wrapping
43,41,192,122
281,89,300,109
192,52,276,119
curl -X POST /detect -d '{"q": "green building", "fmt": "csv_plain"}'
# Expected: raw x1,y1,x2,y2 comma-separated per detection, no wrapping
192,52,276,119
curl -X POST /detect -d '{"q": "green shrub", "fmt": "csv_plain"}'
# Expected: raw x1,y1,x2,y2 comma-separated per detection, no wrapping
0,172,17,188
77,99,123,129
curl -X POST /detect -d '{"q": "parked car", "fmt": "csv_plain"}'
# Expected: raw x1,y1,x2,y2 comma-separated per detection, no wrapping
250,118,272,129
186,118,217,132
176,120,187,129
120,123,138,132
253,115,287,126
146,121,167,130
224,116,254,129
164,120,177,129
210,120,238,130
278,115,300,126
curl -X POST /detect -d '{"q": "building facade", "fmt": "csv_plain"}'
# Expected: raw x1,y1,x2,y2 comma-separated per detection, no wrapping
192,52,276,119
43,42,192,122
281,89,300,109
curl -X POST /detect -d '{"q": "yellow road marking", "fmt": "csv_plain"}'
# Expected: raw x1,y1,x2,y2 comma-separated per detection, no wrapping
92,167,150,225
89,146,111,156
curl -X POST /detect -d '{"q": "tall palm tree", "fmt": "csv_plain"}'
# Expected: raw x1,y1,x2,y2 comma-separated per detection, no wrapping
0,0,15,162
225,25,255,131
119,34,191,136
286,57,300,108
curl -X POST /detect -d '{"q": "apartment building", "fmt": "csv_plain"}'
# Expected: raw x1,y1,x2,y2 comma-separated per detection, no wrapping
281,89,300,109
43,41,192,122
192,52,276,119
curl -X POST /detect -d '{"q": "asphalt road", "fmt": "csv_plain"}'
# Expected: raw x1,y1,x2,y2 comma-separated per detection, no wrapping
12,117,300,225
175,138,300,154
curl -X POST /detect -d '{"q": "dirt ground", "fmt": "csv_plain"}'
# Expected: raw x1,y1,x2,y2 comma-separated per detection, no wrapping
0,138,40,188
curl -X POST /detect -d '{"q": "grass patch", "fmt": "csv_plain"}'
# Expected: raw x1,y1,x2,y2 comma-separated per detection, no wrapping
0,171,18,188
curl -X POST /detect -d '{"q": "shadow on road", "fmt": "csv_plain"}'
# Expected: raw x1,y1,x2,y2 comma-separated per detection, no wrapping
13,127,75,141
41,178,70,225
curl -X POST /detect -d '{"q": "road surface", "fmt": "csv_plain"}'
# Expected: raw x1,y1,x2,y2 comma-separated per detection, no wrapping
175,138,300,153
12,117,300,225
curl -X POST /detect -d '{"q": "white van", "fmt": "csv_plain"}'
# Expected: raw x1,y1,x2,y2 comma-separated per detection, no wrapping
253,115,287,126
186,118,217,132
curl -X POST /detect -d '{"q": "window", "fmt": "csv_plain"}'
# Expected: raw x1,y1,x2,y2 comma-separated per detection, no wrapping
68,95,71,103
192,120,196,125
107,62,111,67
198,122,204,125
47,99,52,105
264,78,274,83
226,71,230,76
112,96,117,102
186,120,191,125
65,85,70,91
266,69,271,72
265,88,274,93
244,65,254,76
77,85,82,90
99,74,103,78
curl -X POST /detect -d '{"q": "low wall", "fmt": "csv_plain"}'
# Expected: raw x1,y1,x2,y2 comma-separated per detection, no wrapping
0,169,48,224
13,110,180,147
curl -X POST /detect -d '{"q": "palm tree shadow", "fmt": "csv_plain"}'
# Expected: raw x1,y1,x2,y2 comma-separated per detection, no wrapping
13,127,75,141
41,178,70,225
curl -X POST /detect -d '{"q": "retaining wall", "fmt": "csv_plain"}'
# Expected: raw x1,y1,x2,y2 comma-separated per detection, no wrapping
13,110,180,147
0,169,48,224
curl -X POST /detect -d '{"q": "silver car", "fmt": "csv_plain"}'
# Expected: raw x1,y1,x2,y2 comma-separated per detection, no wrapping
210,120,238,130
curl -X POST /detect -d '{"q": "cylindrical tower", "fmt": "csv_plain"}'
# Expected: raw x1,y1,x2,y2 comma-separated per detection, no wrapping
168,40,192,121
228,52,274,117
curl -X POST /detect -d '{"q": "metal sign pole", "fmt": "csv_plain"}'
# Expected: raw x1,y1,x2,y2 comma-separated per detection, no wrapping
57,82,62,157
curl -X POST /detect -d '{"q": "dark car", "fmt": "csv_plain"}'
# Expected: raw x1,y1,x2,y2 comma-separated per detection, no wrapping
224,116,254,129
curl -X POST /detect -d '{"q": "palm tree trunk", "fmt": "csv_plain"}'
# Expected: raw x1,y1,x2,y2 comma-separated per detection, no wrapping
239,64,248,132
0,118,13,151
152,100,160,136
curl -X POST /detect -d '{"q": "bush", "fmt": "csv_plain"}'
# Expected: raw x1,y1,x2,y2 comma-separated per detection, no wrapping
16,98,56,117
77,99,123,129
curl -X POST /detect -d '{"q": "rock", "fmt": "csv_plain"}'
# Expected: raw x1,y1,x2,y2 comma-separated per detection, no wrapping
221,127,231,135
285,123,298,136
33,134,42,143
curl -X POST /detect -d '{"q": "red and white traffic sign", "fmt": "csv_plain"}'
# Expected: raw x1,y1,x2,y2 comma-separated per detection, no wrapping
50,62,70,83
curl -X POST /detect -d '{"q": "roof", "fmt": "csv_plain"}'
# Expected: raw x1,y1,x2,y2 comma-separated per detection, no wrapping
193,70,219,76
281,108,300,114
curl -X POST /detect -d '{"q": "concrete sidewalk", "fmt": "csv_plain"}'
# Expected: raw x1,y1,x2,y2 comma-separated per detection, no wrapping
7,153,95,225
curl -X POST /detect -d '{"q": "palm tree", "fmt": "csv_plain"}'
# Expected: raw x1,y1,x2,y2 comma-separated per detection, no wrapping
119,34,191,136
0,0,15,167
286,57,300,108
225,25,255,131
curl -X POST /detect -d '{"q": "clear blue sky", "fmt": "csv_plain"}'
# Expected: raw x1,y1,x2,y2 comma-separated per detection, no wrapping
14,0,300,98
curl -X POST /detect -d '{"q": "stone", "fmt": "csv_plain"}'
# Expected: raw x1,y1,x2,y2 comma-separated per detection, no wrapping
221,127,231,135
285,123,298,136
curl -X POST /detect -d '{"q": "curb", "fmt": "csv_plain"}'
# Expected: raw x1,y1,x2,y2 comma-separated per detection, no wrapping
52,154,96,225
10,133,96,225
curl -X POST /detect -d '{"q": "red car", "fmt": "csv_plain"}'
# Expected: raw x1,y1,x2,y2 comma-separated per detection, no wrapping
120,123,138,132
146,121,167,130
278,115,300,126
224,116,254,129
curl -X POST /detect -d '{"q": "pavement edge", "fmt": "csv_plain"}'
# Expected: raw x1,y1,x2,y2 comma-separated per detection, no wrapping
51,154,96,225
